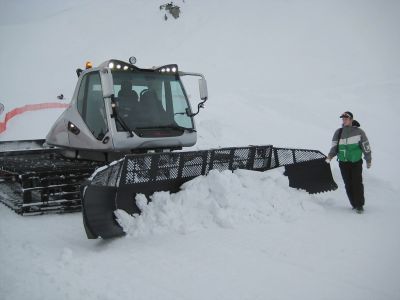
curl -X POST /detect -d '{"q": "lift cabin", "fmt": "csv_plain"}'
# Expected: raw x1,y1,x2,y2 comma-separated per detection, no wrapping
46,59,208,161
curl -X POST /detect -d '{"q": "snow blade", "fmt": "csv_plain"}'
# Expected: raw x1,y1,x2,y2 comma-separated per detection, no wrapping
82,145,337,239
284,158,338,193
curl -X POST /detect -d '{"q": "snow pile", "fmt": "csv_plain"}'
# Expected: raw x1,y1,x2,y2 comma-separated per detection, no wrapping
115,169,323,237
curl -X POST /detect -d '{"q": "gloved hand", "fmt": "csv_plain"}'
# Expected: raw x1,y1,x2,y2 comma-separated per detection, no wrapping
367,161,371,169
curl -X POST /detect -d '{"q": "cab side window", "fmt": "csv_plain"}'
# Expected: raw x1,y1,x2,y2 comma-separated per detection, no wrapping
76,72,108,140
77,76,87,116
170,80,193,128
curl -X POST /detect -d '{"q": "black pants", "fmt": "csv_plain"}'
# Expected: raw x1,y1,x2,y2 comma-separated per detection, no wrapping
339,160,365,209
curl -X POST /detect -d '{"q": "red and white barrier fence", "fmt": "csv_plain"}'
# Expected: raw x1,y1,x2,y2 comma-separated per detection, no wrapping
0,102,69,134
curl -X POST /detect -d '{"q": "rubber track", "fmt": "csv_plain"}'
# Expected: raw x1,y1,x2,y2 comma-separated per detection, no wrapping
0,148,103,215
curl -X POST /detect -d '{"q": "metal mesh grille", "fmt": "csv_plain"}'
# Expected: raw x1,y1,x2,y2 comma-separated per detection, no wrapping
276,148,295,166
178,153,202,178
91,161,123,186
125,156,152,184
89,145,327,188
156,153,180,181
292,149,325,163
270,148,325,169
253,147,272,169
118,146,273,186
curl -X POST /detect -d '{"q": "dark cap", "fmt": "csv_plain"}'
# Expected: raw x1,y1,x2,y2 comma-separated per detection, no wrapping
340,111,353,119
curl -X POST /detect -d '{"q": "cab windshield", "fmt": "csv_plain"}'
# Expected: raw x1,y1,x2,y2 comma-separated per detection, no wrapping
112,71,193,131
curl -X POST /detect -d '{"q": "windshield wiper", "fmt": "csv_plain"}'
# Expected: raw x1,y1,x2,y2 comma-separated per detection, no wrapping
116,118,135,137
135,125,196,132
110,95,134,137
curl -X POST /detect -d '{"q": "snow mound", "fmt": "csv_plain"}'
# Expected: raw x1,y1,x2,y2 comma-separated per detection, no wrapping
115,169,324,237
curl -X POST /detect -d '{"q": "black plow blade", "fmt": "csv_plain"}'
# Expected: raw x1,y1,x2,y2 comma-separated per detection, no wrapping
284,158,338,193
82,146,337,239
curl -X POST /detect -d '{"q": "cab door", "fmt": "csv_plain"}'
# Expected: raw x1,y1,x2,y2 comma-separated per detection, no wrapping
68,71,110,149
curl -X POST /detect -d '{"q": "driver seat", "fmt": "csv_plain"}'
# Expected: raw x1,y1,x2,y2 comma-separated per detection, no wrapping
117,81,139,117
140,89,169,123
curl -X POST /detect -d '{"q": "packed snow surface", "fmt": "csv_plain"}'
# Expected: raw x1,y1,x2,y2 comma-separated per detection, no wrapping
1,0,400,299
1,168,399,300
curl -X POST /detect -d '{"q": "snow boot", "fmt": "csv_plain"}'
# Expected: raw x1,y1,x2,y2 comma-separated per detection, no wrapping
355,207,364,214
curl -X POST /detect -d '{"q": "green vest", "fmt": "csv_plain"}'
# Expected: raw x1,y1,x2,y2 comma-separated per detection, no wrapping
338,143,362,162
337,127,363,162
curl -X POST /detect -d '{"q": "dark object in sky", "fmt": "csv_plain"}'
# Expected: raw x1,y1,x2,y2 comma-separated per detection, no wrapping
160,2,181,19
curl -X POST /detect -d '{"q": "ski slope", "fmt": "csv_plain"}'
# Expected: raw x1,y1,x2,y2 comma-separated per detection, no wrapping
1,169,399,300
1,0,400,299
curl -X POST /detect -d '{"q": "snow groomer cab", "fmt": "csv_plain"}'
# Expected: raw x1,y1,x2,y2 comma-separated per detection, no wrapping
46,57,208,161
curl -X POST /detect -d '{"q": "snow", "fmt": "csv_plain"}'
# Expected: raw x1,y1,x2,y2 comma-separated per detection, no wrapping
1,0,400,299
115,169,321,236
1,172,399,300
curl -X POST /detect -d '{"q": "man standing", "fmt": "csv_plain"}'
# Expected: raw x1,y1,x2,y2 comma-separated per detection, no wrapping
326,111,372,213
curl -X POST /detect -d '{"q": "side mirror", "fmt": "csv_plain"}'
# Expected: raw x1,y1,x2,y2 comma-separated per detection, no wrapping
199,78,208,100
178,71,208,117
